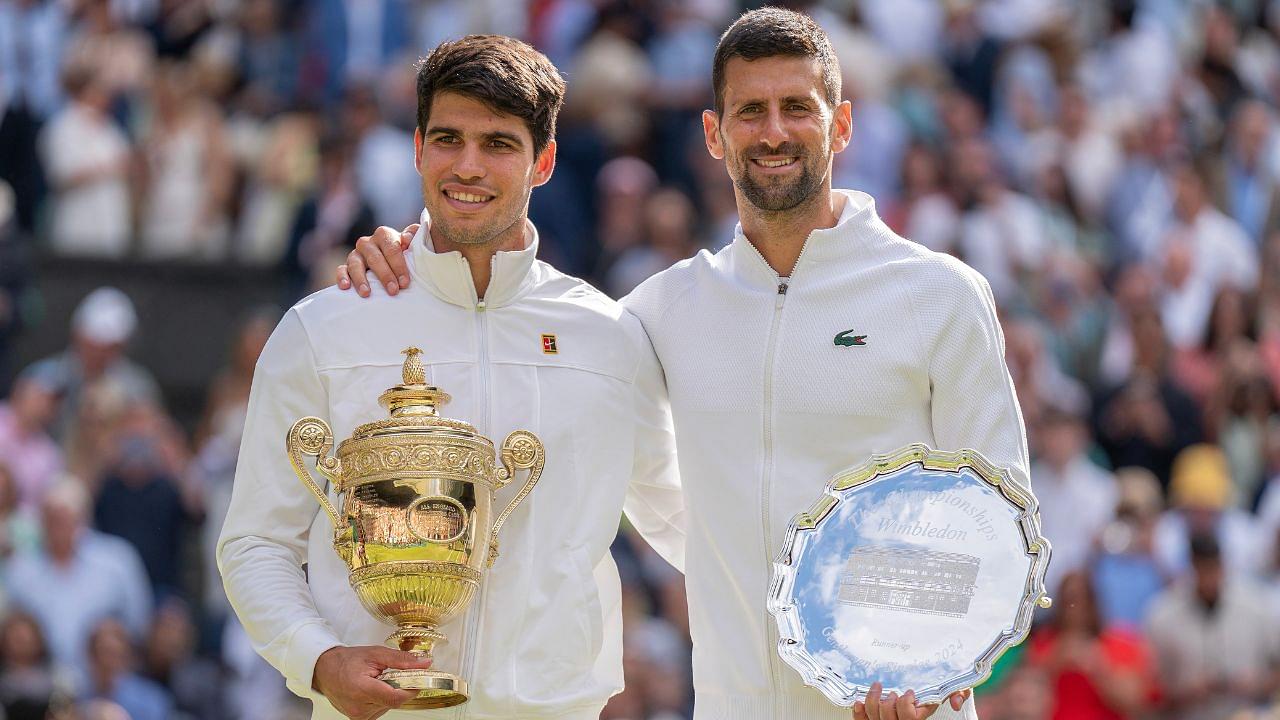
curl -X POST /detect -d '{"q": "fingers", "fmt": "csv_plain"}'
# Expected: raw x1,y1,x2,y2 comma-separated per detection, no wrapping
381,226,412,288
354,228,402,295
338,265,351,290
894,689,915,720
400,223,421,250
866,682,883,720
346,247,371,297
357,674,421,708
853,700,869,720
950,689,971,710
367,646,433,670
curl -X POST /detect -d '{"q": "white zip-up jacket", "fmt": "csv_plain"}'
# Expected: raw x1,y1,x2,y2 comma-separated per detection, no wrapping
622,190,1029,720
218,220,685,720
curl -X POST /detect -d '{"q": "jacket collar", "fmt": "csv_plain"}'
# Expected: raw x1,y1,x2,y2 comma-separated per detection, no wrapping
727,189,880,285
407,208,540,309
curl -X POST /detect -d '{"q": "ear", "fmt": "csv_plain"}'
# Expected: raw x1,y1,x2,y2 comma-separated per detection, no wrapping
831,99,853,154
703,110,725,160
414,127,425,174
531,140,557,188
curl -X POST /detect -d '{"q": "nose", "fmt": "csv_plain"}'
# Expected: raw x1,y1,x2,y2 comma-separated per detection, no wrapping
760,106,789,150
453,143,486,182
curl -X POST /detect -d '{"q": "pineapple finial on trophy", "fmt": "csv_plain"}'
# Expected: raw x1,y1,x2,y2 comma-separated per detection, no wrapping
402,347,426,385
379,347,450,417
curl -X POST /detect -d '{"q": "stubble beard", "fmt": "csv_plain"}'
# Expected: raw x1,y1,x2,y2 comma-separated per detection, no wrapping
427,185,529,248
730,143,827,214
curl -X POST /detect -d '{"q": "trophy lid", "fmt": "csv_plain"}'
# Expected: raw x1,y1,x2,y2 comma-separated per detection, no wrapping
343,348,482,445
379,347,451,417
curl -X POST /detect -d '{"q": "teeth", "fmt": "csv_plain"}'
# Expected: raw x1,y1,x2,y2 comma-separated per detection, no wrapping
445,190,491,203
756,158,796,168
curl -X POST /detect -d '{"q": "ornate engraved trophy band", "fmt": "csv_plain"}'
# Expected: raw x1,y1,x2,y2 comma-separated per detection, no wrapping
285,347,544,709
767,444,1052,706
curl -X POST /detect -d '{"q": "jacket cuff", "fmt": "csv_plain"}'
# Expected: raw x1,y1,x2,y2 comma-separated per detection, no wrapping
283,620,342,697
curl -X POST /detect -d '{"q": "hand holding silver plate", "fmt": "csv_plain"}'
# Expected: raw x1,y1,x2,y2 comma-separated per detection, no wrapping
768,444,1052,708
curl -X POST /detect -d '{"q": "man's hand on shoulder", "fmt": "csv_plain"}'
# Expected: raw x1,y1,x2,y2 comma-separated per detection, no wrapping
312,644,433,720
337,224,419,298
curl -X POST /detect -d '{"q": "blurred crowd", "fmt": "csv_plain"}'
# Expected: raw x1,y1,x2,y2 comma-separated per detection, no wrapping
4,0,1280,719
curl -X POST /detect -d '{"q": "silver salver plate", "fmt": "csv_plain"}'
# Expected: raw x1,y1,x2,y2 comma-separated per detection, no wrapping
767,444,1052,706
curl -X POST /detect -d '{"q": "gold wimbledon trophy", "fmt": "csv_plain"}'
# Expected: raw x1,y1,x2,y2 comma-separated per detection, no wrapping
285,347,544,709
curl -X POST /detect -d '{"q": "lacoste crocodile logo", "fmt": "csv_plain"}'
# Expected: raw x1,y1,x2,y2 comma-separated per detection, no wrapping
834,330,868,347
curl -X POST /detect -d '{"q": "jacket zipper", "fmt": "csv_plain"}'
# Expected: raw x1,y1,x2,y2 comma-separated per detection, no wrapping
762,279,787,715
456,298,491,718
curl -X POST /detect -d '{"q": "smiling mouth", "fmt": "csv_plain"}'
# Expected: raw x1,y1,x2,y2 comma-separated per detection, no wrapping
751,157,798,168
443,188,495,205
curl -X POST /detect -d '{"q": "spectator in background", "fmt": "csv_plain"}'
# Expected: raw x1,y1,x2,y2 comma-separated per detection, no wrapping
0,0,67,234
605,186,701,297
37,61,132,259
301,0,410,105
141,600,224,720
1028,571,1154,720
94,427,192,599
63,0,155,119
343,83,420,232
25,287,160,443
952,136,1047,307
5,479,152,682
84,619,172,720
137,60,234,262
594,155,659,276
1095,305,1202,485
1209,99,1280,247
0,462,41,560
884,143,956,255
1147,532,1280,720
0,610,74,720
1155,444,1266,579
1156,163,1259,350
1172,286,1256,409
1092,467,1169,630
1204,341,1277,508
0,366,63,511
232,109,321,266
0,179,33,391
281,133,373,301
1031,407,1117,595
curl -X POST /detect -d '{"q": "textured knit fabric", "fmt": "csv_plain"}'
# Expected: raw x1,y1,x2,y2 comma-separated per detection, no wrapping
623,189,1029,720
219,215,684,720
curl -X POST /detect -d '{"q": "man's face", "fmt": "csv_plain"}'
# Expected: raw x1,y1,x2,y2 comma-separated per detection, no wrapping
703,56,850,213
415,91,555,249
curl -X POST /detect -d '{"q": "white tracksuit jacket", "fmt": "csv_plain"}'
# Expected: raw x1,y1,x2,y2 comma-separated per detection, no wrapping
622,190,1029,720
217,221,685,720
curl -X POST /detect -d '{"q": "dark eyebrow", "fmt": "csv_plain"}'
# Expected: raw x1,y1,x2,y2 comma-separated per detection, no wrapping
483,131,524,148
425,126,525,148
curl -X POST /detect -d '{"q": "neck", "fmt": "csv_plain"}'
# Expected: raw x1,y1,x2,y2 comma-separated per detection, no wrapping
430,219,531,300
738,188,842,277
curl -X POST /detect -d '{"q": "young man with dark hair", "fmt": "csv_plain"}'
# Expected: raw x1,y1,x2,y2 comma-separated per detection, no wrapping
342,10,1025,720
219,35,684,720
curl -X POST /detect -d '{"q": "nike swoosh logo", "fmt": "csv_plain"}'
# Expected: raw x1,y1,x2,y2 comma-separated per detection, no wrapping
834,330,868,347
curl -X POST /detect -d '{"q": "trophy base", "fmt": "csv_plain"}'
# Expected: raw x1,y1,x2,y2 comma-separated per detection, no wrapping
380,669,469,709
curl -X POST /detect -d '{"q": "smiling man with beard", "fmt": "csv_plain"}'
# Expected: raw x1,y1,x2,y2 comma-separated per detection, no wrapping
339,9,1027,720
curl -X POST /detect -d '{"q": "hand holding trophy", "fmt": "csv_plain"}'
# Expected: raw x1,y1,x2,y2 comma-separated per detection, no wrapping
286,347,544,709
769,445,1052,717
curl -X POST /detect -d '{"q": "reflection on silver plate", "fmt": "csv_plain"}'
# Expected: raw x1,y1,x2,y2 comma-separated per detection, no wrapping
767,444,1052,707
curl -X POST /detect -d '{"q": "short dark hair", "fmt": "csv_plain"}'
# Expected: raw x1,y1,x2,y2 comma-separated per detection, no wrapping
414,35,566,156
711,8,841,116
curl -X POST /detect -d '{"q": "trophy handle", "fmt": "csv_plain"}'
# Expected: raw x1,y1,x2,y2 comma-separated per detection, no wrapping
488,430,544,567
286,417,344,527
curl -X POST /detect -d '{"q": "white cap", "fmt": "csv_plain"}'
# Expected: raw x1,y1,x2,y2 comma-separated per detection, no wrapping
72,287,137,345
